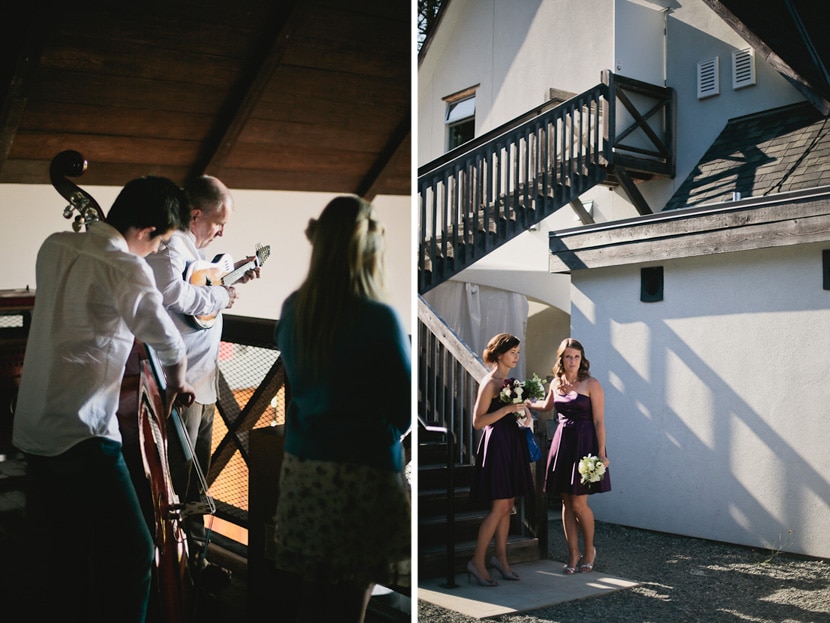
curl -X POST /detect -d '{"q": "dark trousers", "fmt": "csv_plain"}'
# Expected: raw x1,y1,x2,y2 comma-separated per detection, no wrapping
24,437,154,623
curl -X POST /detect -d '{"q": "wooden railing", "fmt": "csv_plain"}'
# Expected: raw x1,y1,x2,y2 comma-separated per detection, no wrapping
418,295,548,568
212,315,413,555
417,296,487,465
209,315,284,539
417,70,675,294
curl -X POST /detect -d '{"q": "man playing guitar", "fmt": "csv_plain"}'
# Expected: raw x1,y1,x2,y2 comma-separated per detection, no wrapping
145,175,261,586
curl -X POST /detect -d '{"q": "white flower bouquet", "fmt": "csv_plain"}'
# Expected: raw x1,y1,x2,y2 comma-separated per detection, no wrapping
523,373,546,401
578,454,606,485
500,373,546,419
499,378,525,418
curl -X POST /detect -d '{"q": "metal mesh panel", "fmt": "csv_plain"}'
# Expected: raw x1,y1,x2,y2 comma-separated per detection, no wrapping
208,341,284,529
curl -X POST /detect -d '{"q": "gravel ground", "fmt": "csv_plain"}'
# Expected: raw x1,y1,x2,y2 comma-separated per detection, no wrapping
418,520,830,623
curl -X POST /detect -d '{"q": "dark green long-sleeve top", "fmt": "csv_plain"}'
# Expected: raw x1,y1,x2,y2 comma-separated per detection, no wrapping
274,293,412,473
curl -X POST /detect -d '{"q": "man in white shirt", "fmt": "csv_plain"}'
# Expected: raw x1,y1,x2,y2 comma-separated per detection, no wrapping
13,176,195,623
146,175,259,581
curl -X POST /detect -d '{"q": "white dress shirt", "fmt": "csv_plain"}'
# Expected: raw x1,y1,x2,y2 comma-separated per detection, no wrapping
144,229,229,404
13,222,187,456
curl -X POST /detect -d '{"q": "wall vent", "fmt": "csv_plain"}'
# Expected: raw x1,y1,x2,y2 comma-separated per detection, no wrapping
732,48,756,89
641,266,664,302
697,57,720,99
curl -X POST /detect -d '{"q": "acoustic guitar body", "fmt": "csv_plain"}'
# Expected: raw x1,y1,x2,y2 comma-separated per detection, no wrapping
183,244,269,330
183,254,234,330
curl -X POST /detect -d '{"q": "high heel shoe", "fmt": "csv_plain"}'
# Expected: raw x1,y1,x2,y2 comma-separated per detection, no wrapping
488,555,520,581
466,560,498,586
563,554,582,575
580,548,597,573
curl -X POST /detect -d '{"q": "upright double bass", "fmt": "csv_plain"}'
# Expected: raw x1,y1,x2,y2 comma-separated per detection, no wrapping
49,150,200,622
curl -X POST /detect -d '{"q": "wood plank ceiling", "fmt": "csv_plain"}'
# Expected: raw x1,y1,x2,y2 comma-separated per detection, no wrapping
0,0,411,200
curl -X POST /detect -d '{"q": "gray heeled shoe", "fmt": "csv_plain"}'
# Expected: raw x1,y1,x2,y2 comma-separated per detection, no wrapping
466,560,498,586
489,555,520,580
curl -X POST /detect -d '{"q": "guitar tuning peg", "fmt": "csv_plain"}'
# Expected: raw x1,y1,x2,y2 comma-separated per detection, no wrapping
63,205,74,219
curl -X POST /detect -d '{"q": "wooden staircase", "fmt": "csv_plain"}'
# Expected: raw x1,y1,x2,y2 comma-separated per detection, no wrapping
418,427,544,581
418,70,676,294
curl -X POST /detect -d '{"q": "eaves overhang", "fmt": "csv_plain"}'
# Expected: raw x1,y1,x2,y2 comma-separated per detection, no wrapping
548,186,830,273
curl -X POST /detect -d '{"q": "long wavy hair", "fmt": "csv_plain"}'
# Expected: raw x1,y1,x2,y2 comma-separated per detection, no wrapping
552,337,591,390
293,195,387,374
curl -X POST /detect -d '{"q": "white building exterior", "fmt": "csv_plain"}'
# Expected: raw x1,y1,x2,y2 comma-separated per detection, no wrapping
419,0,830,558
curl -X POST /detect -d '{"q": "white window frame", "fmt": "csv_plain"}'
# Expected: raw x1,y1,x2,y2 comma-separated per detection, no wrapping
443,86,477,151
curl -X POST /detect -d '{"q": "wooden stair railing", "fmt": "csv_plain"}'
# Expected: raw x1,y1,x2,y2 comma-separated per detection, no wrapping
417,70,675,294
417,296,545,580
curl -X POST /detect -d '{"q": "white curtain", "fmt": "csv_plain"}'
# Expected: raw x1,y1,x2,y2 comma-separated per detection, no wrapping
423,281,529,379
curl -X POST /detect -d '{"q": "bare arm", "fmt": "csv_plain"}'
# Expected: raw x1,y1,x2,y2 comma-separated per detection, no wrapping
526,385,556,412
587,377,609,467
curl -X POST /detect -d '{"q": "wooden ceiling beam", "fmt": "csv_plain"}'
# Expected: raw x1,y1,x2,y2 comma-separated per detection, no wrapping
192,0,306,182
356,113,411,201
0,6,48,175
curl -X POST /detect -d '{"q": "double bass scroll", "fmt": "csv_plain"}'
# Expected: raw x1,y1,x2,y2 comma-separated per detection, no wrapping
49,149,104,231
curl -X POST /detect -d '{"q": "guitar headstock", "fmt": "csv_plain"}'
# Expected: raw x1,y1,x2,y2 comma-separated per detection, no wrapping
255,243,271,266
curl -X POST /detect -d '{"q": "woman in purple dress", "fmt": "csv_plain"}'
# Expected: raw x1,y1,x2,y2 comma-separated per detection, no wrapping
467,333,533,586
529,338,610,575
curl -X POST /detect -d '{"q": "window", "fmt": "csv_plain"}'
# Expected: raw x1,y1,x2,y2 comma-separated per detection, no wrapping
444,89,476,150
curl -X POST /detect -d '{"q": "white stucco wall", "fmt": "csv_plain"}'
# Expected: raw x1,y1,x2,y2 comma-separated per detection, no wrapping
0,184,413,334
417,0,813,307
568,244,830,558
419,0,614,165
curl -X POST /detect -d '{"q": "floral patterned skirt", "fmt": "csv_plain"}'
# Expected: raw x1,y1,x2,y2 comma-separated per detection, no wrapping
272,453,411,588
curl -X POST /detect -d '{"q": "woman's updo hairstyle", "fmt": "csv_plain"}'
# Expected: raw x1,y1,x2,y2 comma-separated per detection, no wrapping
483,333,520,365
304,195,386,301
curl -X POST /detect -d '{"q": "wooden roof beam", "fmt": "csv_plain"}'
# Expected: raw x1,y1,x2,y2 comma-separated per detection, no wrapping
0,6,47,175
356,112,410,201
191,1,305,182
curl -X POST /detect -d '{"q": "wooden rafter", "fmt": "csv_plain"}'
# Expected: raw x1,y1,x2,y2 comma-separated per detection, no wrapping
357,113,411,200
194,1,305,181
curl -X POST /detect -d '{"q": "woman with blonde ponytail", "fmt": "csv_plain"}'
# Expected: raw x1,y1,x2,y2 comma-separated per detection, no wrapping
272,195,411,622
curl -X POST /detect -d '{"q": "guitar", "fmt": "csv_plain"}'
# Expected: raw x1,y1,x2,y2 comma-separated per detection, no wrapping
184,243,270,329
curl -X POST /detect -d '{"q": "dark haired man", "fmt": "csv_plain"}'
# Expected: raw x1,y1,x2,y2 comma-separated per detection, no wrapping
13,176,195,623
